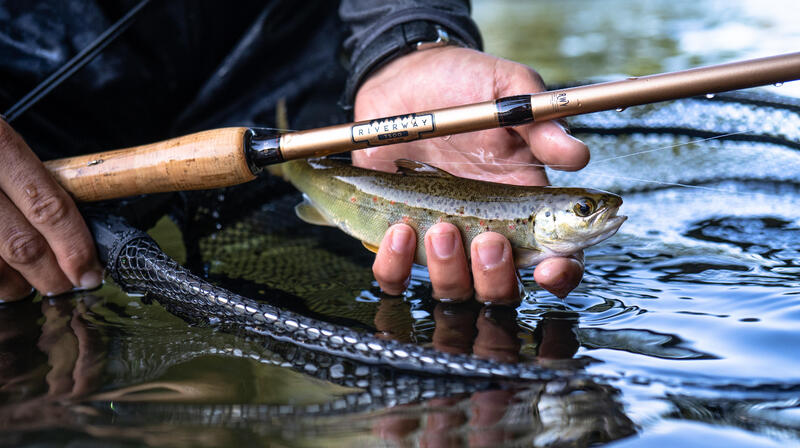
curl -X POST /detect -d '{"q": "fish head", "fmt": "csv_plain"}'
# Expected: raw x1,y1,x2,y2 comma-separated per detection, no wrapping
532,189,627,256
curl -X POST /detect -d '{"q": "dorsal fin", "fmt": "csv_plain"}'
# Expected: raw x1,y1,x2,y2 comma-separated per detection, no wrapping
394,159,454,178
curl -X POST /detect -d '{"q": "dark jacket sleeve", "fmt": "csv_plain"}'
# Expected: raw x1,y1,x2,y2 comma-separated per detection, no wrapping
338,0,483,109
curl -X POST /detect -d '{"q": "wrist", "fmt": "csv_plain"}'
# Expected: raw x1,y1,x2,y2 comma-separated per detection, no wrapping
341,21,474,111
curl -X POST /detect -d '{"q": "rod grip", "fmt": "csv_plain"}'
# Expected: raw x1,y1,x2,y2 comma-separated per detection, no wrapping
44,127,255,202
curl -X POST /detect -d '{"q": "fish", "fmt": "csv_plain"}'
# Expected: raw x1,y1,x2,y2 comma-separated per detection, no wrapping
270,158,627,267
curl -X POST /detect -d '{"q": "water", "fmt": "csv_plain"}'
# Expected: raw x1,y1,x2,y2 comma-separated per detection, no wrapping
2,1,800,446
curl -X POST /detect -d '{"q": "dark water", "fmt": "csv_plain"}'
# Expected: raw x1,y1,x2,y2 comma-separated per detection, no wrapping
2,1,800,447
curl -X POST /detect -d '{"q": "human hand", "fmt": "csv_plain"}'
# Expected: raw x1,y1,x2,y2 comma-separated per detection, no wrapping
353,47,588,300
0,120,103,301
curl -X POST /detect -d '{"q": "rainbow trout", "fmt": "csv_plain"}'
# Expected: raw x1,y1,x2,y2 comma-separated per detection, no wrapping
272,159,626,267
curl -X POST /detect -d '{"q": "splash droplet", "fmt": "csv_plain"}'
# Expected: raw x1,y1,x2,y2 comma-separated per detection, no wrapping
774,82,784,87
705,93,715,99
615,107,626,112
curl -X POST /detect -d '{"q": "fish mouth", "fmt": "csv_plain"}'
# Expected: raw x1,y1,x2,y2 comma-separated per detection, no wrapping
588,207,627,238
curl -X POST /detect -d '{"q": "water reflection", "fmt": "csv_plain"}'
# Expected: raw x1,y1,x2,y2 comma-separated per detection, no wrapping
0,296,106,435
0,293,637,447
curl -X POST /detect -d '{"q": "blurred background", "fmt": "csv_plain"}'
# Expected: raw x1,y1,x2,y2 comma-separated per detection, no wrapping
473,0,799,96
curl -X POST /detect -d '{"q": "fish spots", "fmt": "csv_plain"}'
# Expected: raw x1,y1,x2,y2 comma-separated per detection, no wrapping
350,196,357,203
402,215,410,223
479,220,485,227
390,200,395,205
456,206,465,215
508,224,515,231
465,225,471,232
372,196,378,203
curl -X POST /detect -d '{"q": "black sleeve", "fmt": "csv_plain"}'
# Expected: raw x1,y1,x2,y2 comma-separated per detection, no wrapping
338,0,483,110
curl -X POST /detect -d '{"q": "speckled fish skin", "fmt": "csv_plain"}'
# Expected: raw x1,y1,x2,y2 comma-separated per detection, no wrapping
276,158,627,267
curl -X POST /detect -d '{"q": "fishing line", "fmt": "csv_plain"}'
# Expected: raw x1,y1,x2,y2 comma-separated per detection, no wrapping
589,130,754,164
577,171,780,196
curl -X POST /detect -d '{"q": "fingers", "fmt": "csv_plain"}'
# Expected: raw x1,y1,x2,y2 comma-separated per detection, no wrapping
470,233,520,305
0,121,103,296
372,224,416,295
373,225,583,300
0,191,73,296
375,224,522,304
0,258,33,302
533,251,585,298
519,120,590,171
424,223,472,301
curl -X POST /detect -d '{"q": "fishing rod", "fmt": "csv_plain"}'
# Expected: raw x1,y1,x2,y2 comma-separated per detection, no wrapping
45,51,800,202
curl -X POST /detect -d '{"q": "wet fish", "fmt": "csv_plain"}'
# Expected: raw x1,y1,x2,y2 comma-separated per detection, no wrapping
271,158,626,267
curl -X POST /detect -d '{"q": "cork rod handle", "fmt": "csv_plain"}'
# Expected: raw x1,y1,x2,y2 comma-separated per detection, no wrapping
44,127,255,202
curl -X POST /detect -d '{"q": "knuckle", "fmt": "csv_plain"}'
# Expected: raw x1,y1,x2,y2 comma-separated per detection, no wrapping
61,242,95,271
26,186,71,226
4,229,47,266
515,64,545,90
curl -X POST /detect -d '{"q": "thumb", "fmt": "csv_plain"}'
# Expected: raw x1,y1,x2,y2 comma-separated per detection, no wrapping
495,63,590,171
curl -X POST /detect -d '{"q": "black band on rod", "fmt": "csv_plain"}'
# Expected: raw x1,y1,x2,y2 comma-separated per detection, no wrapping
496,95,534,127
245,128,284,172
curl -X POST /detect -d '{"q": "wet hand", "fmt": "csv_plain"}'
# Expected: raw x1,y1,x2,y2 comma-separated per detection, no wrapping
0,120,103,302
354,47,588,298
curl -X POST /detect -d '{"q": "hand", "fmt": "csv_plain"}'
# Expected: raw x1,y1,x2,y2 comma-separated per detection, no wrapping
0,120,103,301
353,47,588,300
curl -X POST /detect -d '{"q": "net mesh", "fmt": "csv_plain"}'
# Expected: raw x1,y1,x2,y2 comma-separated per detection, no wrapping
95,90,800,384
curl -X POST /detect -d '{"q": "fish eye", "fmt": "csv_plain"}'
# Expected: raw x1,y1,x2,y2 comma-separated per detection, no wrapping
573,198,596,217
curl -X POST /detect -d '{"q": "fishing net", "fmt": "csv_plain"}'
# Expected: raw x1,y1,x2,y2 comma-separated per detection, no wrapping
84,89,800,410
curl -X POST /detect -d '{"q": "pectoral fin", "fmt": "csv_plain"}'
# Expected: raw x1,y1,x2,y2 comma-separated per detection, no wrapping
513,247,545,268
394,159,455,178
362,241,380,253
295,196,334,227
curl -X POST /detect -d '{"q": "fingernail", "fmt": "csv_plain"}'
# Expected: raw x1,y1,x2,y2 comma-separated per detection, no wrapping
390,226,414,255
430,230,457,259
476,239,505,269
79,269,104,290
